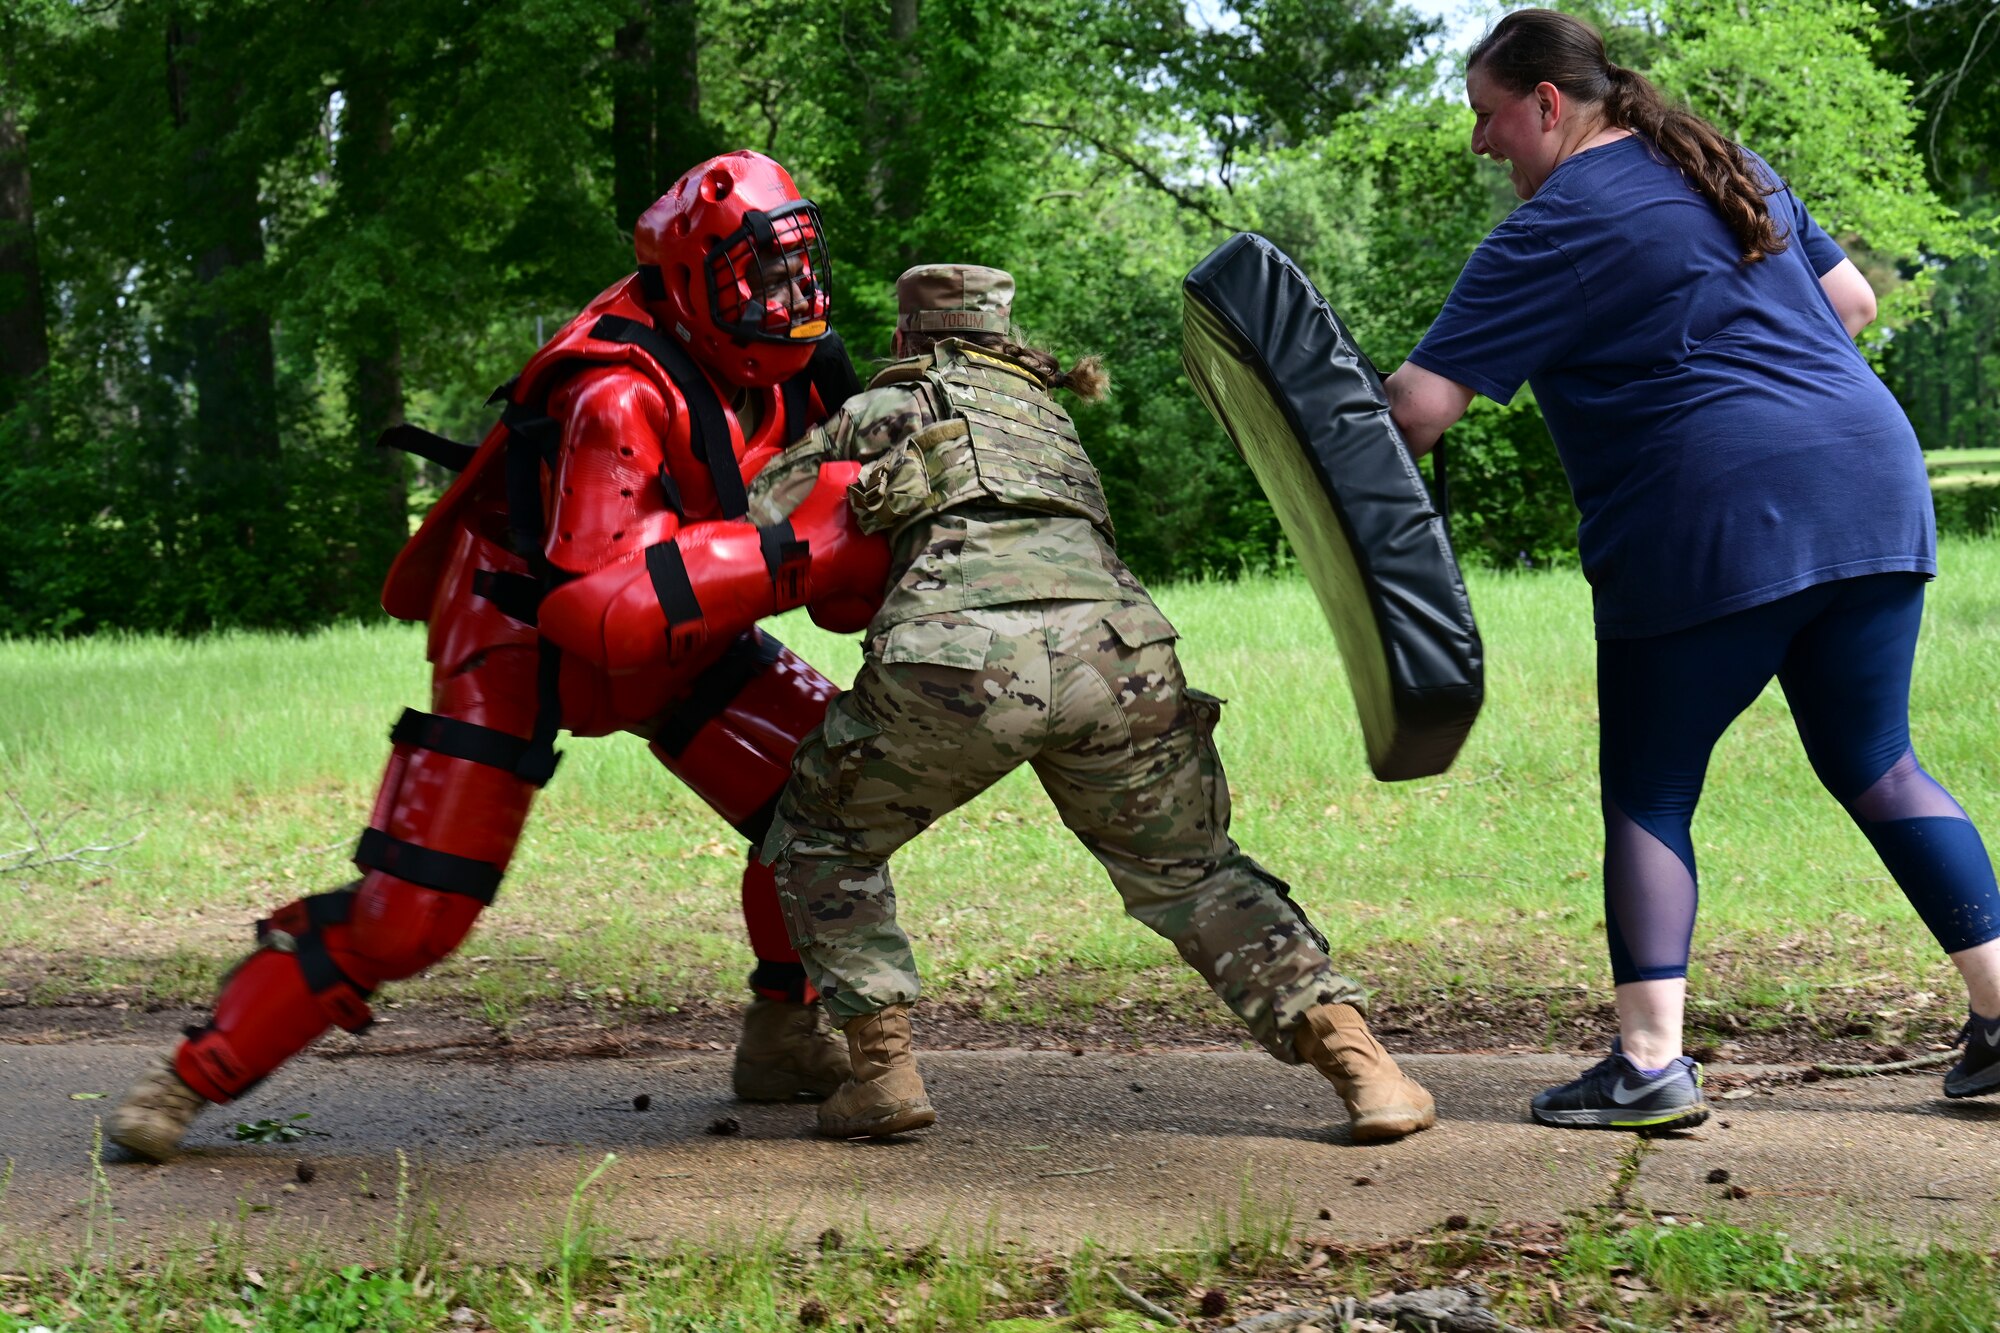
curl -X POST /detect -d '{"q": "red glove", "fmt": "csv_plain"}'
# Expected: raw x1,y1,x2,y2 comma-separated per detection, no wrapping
787,462,890,632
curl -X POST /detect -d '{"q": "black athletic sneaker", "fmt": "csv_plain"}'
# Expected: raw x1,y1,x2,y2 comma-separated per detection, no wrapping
1943,1011,2000,1099
1531,1039,1709,1131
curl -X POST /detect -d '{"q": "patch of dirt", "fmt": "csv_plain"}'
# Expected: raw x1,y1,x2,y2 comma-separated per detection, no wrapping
0,968,1966,1069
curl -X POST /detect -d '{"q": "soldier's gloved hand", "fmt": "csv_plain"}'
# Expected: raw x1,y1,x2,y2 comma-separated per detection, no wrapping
788,461,890,633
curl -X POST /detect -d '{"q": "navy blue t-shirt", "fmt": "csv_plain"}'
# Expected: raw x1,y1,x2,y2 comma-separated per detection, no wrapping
1408,134,1933,638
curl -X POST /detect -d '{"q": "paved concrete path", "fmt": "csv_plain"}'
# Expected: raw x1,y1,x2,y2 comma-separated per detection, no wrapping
3,1041,1996,1262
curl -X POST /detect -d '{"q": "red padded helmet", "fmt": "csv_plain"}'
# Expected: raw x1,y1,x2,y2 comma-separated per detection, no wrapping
634,151,832,388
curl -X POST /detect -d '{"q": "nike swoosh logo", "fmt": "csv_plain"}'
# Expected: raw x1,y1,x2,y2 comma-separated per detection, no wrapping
1983,1026,2000,1049
1609,1070,1685,1105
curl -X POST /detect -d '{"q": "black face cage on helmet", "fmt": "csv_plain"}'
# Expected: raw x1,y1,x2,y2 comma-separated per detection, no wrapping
703,199,832,344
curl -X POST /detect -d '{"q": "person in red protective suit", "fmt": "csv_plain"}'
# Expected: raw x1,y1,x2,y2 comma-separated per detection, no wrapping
109,150,891,1161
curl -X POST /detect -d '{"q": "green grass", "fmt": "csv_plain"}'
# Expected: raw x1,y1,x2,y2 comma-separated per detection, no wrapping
6,537,2000,1034
1924,448,2000,471
1924,449,2000,491
1,1143,1994,1331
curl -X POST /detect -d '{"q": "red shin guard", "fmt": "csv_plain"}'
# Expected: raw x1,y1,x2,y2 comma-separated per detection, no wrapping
176,947,368,1103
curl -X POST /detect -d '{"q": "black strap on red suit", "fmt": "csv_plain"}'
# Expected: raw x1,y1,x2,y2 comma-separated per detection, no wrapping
734,792,782,845
644,540,703,627
778,331,860,446
485,381,567,783
808,331,861,423
291,930,376,1010
651,630,787,758
390,708,560,786
656,463,685,520
378,423,478,473
588,313,747,519
354,827,503,905
780,371,809,442
247,888,375,1025
758,520,809,578
471,569,543,625
254,888,356,946
527,639,564,787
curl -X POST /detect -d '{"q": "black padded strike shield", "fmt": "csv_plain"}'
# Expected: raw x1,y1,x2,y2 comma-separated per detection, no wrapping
1181,233,1482,780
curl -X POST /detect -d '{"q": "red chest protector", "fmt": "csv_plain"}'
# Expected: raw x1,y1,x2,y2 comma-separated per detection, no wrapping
381,274,857,622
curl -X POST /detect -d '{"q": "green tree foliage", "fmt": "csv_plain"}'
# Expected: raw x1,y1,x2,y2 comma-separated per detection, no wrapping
1653,0,1966,332
1872,0,1999,465
0,0,1976,632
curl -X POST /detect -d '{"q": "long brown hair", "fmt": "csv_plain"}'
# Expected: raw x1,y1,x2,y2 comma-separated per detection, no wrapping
1468,9,1786,262
905,331,1110,402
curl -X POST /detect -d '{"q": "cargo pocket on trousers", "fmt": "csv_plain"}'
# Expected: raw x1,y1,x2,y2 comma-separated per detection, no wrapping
1101,603,1179,651
880,618,996,670
778,871,821,954
817,704,884,808
1183,687,1230,836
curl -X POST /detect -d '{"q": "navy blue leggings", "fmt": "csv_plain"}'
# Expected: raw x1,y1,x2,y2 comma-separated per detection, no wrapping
1597,573,2000,984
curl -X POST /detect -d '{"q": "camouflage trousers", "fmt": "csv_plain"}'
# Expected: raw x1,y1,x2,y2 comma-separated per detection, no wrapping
759,598,1364,1062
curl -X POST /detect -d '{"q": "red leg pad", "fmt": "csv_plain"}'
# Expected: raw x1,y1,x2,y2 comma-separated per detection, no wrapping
742,854,799,965
350,642,539,983
650,644,836,829
344,869,490,984
175,948,365,1103
178,638,548,1104
742,854,817,1002
650,639,834,1001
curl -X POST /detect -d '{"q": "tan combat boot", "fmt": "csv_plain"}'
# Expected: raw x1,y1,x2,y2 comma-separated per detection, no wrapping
1294,1003,1436,1142
816,1004,937,1138
732,998,851,1100
110,1055,210,1162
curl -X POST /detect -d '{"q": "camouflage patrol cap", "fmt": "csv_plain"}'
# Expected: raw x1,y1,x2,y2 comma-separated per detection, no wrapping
895,264,1014,337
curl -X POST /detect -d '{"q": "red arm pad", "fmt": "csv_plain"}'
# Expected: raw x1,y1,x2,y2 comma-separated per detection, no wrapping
539,518,810,675
788,461,892,633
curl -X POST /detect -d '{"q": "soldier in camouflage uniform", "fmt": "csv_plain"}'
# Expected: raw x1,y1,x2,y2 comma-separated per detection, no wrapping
748,264,1436,1142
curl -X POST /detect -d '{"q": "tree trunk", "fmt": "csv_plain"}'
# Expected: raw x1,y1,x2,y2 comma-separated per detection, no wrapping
652,0,708,184
340,51,409,584
169,19,282,542
613,8,656,232
0,100,49,427
885,0,923,263
612,0,709,229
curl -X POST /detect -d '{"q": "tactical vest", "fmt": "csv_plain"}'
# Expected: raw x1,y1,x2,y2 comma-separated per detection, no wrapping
849,340,1112,537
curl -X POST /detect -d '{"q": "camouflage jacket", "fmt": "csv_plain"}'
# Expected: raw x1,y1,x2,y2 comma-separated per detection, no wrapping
747,340,1147,628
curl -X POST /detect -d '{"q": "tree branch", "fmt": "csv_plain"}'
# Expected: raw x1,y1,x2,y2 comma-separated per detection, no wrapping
1019,119,1246,234
1,792,144,877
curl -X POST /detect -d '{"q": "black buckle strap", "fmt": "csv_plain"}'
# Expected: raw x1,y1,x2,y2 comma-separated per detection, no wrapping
354,828,503,904
589,313,748,519
472,570,543,625
378,423,478,473
389,708,558,787
645,536,702,618
652,630,787,758
254,888,356,946
292,930,376,1005
644,540,708,660
758,520,810,604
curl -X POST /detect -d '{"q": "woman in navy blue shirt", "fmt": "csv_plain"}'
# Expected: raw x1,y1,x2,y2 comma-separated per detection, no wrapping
1386,8,2000,1129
